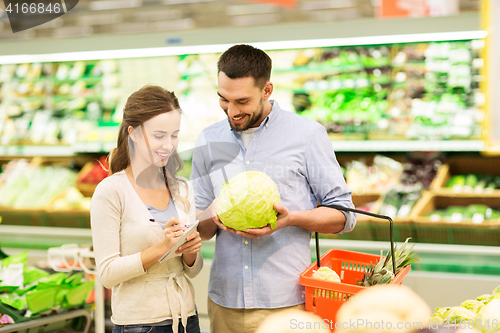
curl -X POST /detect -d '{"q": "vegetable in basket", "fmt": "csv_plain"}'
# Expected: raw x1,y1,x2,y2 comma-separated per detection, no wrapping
313,267,341,282
357,238,422,287
216,171,281,231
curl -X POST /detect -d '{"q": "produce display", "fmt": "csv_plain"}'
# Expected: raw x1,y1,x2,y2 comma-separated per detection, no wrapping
357,238,421,287
0,38,485,149
0,61,120,146
0,251,94,326
0,159,77,209
0,158,96,212
446,174,500,192
345,155,403,194
271,40,484,140
379,154,443,219
430,285,500,332
46,187,92,211
427,205,500,224
216,171,281,231
77,156,109,184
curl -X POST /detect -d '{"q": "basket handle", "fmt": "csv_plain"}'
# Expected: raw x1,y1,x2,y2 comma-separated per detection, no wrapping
316,204,397,277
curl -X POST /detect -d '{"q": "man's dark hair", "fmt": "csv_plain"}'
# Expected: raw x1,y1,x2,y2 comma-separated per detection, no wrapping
217,44,272,88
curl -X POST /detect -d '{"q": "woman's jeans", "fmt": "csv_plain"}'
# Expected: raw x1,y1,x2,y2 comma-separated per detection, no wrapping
112,314,200,333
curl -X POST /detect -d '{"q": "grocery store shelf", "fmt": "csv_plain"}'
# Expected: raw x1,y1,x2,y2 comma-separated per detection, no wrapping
0,225,92,250
0,140,486,157
315,239,500,276
330,140,486,152
317,239,500,257
3,225,497,276
0,143,117,156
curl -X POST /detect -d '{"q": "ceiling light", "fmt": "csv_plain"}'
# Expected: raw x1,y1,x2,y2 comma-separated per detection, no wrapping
89,0,141,11
134,9,181,21
152,18,195,30
301,0,354,11
53,26,93,38
35,17,63,29
0,30,487,64
230,13,279,26
226,4,278,15
110,22,149,33
162,0,213,4
311,8,360,20
77,13,123,25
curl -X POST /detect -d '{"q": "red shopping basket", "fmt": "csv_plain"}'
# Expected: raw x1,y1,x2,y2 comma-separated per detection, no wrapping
298,204,412,325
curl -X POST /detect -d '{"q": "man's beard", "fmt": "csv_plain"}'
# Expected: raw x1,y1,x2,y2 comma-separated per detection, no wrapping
228,99,264,131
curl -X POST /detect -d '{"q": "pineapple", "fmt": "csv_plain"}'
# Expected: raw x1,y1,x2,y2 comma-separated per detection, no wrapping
357,238,422,287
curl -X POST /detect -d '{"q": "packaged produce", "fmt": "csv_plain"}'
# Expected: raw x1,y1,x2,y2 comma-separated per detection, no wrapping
216,171,281,231
0,251,93,324
426,205,500,224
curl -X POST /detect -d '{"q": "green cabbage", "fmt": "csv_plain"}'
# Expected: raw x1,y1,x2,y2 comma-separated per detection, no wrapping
313,267,341,282
477,294,495,304
477,298,500,333
445,306,476,324
216,171,281,231
461,299,485,314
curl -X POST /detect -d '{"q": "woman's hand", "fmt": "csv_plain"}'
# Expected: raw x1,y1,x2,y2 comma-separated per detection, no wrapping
162,217,187,252
177,230,202,267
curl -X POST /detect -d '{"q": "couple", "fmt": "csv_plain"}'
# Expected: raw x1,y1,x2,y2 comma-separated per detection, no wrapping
90,44,356,333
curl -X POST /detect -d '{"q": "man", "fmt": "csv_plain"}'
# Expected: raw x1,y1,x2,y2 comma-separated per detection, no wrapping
190,44,356,333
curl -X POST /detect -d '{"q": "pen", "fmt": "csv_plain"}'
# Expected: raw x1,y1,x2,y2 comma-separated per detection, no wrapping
149,218,190,227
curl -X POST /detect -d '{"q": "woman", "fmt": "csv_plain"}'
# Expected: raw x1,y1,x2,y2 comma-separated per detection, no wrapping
91,85,202,333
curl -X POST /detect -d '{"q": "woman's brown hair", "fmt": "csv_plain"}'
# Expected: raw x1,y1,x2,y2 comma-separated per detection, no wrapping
109,84,190,212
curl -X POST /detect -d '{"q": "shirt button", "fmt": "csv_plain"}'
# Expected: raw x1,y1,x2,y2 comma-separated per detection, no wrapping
245,161,250,165
245,265,249,269
244,240,249,245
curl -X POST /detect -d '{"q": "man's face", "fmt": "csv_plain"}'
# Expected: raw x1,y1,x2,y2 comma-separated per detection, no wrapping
218,72,266,131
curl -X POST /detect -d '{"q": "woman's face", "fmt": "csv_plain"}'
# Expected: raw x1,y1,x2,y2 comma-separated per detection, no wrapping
129,110,181,168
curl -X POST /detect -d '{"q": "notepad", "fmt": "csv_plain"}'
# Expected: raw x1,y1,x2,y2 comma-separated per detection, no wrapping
158,220,199,263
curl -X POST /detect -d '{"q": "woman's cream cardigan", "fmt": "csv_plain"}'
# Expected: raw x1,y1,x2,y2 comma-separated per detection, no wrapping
90,170,202,333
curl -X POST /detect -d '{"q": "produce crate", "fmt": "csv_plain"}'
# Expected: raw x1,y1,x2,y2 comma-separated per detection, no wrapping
299,249,411,324
0,208,44,226
0,304,92,333
76,183,97,198
40,211,90,228
370,218,415,243
430,156,500,196
410,193,500,246
365,190,424,243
